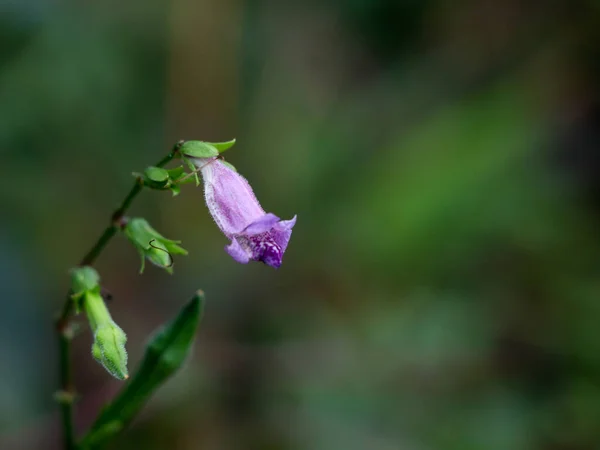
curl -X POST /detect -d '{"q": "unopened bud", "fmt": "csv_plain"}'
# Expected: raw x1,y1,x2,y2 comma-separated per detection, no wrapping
92,323,128,380
77,273,129,380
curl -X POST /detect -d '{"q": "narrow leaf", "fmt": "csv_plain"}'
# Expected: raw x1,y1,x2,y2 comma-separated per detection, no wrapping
80,292,205,449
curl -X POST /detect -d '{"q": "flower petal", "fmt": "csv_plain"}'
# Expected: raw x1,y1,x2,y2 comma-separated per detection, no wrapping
274,215,297,232
271,215,297,253
247,235,283,268
225,239,250,264
261,245,282,268
243,213,281,235
195,158,265,237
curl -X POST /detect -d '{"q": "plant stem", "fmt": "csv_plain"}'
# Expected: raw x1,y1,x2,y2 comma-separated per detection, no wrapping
57,317,75,450
80,147,179,267
56,143,181,449
79,225,119,268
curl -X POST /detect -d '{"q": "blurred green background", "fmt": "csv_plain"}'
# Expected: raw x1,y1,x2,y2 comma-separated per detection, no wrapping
3,0,600,449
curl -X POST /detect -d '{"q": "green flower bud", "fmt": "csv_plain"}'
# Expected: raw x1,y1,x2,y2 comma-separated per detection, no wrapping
123,218,188,274
92,324,128,380
78,277,129,380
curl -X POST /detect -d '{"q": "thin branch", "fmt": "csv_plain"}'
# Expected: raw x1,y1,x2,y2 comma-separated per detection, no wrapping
55,141,182,449
56,317,76,450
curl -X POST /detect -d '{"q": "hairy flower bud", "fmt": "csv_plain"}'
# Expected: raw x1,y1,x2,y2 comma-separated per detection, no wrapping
84,291,129,380
92,323,128,380
71,267,129,380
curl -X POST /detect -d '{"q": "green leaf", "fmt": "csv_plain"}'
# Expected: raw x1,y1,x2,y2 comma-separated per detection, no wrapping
179,141,219,158
80,292,205,449
207,138,236,153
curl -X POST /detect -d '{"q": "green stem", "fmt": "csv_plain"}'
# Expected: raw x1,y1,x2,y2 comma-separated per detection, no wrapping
80,145,180,267
56,142,181,449
79,226,119,268
57,318,75,450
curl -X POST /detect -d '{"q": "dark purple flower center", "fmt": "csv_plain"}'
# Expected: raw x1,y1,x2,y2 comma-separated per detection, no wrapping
248,233,283,268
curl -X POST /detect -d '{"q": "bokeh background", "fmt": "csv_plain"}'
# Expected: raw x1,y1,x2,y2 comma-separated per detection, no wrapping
3,0,600,449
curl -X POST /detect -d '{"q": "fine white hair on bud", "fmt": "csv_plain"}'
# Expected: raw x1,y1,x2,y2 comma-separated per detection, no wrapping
93,323,129,380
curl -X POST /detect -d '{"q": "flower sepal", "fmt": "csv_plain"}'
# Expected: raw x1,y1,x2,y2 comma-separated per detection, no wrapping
70,266,101,313
179,140,237,185
179,139,236,158
205,138,236,153
123,218,188,274
133,166,193,196
179,141,219,159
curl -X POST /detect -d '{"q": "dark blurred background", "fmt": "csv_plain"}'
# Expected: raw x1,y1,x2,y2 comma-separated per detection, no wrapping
2,0,600,449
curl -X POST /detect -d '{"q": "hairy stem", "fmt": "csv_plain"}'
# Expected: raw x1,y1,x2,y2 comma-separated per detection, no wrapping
56,142,181,449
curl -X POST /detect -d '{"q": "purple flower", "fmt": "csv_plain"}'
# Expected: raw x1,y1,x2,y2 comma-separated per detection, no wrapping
193,157,296,268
